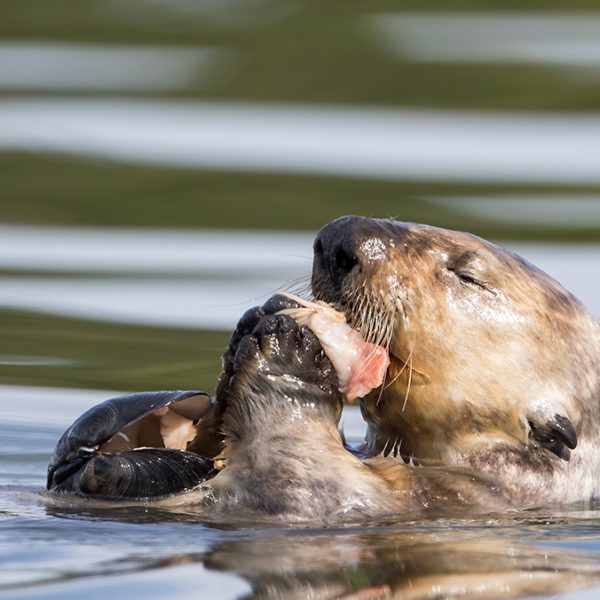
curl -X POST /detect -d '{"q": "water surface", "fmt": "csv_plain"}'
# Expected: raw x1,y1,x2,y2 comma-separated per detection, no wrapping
5,387,600,600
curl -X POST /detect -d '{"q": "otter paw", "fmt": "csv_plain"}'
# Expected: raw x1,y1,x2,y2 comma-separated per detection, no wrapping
216,295,304,399
228,295,303,356
233,314,340,397
198,296,309,457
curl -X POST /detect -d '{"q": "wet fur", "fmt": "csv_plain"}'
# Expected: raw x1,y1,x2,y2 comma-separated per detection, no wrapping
194,314,404,521
187,309,509,520
312,216,600,506
58,217,599,517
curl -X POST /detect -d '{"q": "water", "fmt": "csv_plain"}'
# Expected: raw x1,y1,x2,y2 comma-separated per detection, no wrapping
3,1,600,597
3,100,600,183
2,229,600,598
5,389,600,600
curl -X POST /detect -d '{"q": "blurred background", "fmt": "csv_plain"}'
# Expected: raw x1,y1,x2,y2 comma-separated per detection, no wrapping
1,0,600,395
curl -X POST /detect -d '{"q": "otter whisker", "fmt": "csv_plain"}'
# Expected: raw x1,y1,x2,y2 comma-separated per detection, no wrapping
280,275,313,300
377,312,394,349
381,436,394,458
382,369,402,392
384,348,412,392
395,297,408,328
279,291,323,310
392,436,401,458
371,320,387,353
359,303,371,341
367,305,382,346
361,301,372,339
373,312,384,345
373,309,396,407
402,352,414,412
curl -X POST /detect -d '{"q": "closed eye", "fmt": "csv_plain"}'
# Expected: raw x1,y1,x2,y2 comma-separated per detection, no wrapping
449,268,491,292
456,271,481,286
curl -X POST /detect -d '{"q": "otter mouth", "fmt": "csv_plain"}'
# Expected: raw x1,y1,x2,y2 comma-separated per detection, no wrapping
310,249,402,384
308,216,429,399
311,217,400,345
305,287,420,402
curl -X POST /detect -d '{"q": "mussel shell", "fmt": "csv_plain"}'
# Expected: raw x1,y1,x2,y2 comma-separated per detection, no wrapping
47,390,212,493
53,448,216,499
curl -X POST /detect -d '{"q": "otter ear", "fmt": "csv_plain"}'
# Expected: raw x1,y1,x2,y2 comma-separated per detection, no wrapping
527,413,577,461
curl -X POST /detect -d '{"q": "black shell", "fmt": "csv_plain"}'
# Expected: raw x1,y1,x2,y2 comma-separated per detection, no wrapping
47,390,216,499
54,448,216,500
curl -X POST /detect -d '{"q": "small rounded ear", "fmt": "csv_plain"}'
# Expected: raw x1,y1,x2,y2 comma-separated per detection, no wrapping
527,413,577,461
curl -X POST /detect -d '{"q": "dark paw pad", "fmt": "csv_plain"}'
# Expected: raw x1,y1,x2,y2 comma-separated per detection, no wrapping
218,296,304,396
248,314,337,391
254,313,298,358
227,295,303,361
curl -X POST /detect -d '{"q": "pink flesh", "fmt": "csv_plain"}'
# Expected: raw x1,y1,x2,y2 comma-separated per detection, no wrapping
294,307,390,402
100,408,197,453
154,407,197,450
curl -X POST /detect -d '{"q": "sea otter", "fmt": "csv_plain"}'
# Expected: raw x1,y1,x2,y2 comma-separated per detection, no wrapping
47,216,600,515
311,216,600,506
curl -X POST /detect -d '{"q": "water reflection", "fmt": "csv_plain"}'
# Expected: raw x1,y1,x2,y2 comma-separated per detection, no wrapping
12,508,600,600
0,43,229,92
368,14,600,69
203,533,600,599
2,100,600,183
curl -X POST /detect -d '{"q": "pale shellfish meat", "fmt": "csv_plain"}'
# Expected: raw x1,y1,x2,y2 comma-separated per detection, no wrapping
281,294,390,401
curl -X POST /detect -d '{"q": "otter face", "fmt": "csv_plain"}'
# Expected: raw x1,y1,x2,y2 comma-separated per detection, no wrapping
312,216,586,461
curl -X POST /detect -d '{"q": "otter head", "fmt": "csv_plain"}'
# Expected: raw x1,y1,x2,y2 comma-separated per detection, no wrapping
312,216,595,462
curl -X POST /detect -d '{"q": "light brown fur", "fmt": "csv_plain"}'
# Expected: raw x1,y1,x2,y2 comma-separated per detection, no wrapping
312,216,600,506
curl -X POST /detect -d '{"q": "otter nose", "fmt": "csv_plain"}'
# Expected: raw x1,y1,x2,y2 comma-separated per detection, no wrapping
313,215,369,287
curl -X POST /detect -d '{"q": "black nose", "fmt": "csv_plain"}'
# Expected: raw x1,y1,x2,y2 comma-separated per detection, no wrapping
313,215,369,287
